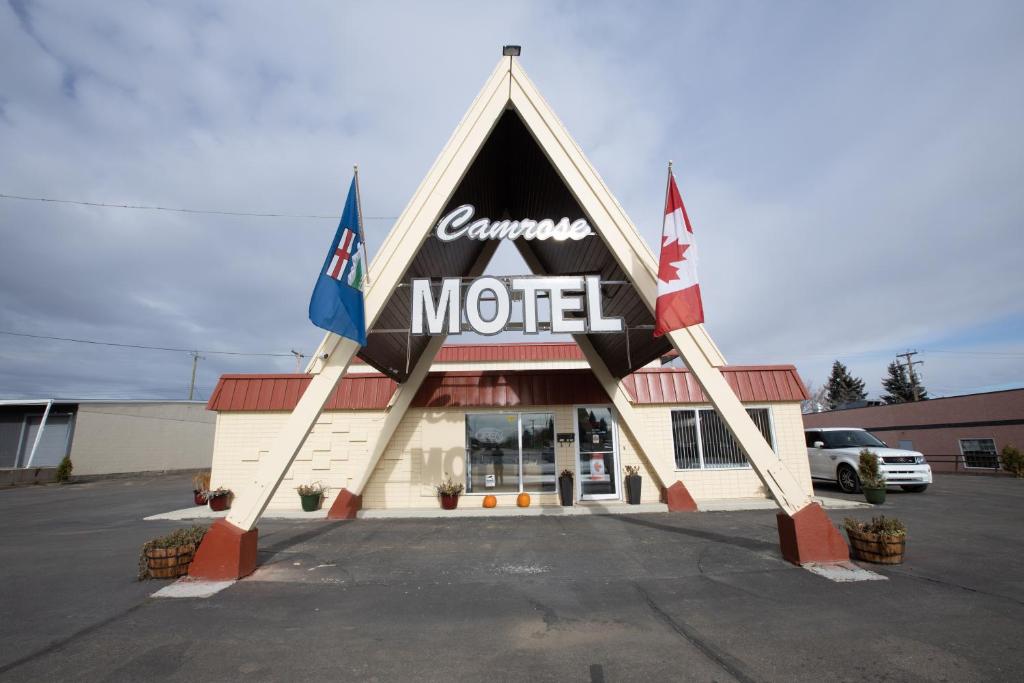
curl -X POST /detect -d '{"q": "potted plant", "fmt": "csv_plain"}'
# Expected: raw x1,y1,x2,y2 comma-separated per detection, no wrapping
296,482,327,511
558,469,574,507
192,471,211,506
857,449,886,505
138,525,207,580
843,516,907,564
436,476,464,510
624,465,642,505
206,486,232,512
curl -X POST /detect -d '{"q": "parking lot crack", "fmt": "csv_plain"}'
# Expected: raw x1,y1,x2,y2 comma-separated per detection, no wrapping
633,583,758,683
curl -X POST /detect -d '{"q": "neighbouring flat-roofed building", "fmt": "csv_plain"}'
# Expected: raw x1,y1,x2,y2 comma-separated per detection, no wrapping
802,388,1024,473
206,343,814,512
0,400,215,482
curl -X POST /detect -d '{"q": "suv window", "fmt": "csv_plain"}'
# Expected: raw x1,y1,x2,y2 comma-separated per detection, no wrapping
805,431,821,448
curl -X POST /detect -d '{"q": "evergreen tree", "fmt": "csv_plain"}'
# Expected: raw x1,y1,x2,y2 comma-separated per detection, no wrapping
881,360,927,403
825,360,867,408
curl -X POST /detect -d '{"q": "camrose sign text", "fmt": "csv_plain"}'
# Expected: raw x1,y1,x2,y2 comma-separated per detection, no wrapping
435,204,594,242
411,276,623,335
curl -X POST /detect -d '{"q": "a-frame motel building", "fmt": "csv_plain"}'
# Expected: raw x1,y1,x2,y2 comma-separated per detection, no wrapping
189,49,849,580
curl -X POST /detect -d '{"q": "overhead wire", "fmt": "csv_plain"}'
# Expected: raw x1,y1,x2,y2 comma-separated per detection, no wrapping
0,192,398,220
0,330,300,358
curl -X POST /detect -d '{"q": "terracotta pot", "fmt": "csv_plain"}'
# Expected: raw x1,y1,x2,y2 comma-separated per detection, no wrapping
846,528,906,564
516,492,531,508
208,495,230,512
145,544,196,579
482,495,497,508
193,491,206,506
440,494,459,510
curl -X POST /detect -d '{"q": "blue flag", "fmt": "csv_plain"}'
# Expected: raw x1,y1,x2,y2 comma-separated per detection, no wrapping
309,178,367,345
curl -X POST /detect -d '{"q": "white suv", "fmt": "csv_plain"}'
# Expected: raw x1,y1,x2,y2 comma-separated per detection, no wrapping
804,427,932,494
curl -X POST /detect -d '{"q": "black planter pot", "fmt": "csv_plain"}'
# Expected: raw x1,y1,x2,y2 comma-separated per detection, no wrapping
558,476,574,506
625,475,642,505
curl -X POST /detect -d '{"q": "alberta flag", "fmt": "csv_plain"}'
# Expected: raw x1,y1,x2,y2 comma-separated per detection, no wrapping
308,178,367,345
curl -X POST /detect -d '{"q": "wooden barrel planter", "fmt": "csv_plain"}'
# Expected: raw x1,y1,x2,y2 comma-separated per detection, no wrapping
846,529,906,564
144,544,196,579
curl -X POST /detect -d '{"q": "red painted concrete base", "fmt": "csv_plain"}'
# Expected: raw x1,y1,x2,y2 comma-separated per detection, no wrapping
327,488,362,520
776,503,850,565
188,519,258,580
663,481,698,512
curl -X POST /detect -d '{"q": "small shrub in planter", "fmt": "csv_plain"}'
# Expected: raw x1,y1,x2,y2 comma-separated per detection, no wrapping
857,449,886,505
558,469,574,507
56,455,73,483
1000,445,1024,478
192,471,211,505
843,516,907,564
624,465,642,505
296,482,327,512
138,525,208,580
205,487,232,512
436,476,464,510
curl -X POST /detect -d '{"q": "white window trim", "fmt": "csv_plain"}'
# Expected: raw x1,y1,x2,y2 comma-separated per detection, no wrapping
671,404,777,472
958,437,998,470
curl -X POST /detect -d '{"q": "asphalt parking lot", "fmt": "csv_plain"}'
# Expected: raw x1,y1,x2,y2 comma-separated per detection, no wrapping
1,474,1022,682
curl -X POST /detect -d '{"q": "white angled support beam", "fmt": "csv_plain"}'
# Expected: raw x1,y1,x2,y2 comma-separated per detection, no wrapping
227,338,360,530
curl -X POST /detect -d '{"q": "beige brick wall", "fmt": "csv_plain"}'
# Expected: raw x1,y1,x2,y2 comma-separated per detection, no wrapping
210,401,811,511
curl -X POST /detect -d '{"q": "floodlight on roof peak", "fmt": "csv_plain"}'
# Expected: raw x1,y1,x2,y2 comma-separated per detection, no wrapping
502,45,522,57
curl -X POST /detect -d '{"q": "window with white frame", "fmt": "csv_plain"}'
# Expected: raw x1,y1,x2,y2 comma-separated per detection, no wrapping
959,438,998,469
671,407,774,470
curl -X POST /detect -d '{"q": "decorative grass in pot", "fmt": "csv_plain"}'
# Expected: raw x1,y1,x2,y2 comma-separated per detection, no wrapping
297,482,327,512
624,465,642,505
138,525,208,580
436,476,464,510
192,471,211,506
843,516,907,564
206,487,232,512
858,449,887,505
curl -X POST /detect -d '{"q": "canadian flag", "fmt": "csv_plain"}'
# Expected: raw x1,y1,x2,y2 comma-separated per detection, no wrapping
654,171,704,336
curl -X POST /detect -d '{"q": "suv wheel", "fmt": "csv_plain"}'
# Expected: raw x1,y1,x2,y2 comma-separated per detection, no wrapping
901,484,928,493
837,464,861,494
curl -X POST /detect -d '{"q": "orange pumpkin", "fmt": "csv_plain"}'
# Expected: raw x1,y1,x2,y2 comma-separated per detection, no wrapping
516,492,531,508
483,495,497,508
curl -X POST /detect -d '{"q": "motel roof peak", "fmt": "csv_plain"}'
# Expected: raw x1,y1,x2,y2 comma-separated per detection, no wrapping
308,54,727,382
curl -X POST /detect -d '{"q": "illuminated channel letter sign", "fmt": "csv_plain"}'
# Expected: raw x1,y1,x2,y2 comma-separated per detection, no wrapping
435,205,594,242
410,275,624,336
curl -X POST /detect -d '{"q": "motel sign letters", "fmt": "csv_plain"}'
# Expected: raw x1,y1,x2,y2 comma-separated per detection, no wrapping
412,205,622,336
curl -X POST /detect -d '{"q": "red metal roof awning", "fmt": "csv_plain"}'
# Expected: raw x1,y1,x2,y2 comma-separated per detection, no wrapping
207,365,807,412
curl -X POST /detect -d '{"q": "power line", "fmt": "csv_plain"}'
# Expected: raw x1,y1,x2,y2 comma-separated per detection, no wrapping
0,192,398,220
0,330,299,358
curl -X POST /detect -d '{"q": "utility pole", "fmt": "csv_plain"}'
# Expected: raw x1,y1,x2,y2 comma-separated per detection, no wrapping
291,349,305,372
896,350,923,401
188,351,205,400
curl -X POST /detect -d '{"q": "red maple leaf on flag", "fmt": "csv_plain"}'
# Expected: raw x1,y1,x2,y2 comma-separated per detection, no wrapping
657,241,690,282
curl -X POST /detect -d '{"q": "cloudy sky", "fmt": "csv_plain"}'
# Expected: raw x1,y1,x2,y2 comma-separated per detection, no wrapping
1,0,1022,401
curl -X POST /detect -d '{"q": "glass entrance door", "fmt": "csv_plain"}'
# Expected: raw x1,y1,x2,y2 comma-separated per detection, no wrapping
575,406,619,500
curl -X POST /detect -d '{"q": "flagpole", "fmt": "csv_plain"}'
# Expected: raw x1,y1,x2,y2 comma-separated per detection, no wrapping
353,163,370,285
